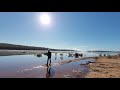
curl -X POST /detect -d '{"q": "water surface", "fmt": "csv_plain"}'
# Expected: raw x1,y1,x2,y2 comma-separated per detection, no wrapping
0,51,119,78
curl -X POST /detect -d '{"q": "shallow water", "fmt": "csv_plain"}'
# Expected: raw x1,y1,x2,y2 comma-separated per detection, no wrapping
0,51,118,78
0,53,75,77
17,59,95,78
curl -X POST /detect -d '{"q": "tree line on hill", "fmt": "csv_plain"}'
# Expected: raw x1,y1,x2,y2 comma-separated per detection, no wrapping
0,43,74,51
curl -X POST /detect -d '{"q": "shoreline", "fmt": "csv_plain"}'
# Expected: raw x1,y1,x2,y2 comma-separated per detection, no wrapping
2,50,120,78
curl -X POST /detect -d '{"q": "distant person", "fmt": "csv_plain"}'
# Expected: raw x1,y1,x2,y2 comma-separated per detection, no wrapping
46,49,52,66
80,53,83,57
75,53,79,58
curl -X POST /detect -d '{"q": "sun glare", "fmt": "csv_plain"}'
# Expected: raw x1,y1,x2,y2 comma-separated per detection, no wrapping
40,13,51,25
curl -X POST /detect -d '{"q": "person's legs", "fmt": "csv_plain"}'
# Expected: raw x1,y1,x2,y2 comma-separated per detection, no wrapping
49,58,51,65
47,58,49,66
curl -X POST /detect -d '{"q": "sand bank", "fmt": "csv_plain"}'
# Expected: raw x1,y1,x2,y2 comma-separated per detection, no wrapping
86,55,120,78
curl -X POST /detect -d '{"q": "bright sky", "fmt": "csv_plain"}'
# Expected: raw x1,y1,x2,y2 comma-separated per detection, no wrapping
0,12,120,51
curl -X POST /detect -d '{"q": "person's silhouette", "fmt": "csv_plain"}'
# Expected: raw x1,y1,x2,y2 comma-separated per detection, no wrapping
47,49,52,66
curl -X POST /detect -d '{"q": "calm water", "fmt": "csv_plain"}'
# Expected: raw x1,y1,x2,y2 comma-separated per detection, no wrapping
0,53,75,77
0,51,119,78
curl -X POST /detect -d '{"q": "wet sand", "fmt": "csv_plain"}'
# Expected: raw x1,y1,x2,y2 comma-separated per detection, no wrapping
16,57,95,78
0,58,95,78
86,55,120,78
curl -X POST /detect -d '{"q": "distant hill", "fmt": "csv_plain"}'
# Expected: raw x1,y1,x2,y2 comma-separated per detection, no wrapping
87,50,118,52
0,43,48,50
0,43,75,51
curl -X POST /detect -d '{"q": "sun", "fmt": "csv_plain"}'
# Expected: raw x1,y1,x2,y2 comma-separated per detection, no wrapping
40,13,51,25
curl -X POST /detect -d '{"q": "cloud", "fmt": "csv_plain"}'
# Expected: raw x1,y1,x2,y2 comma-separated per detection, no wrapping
88,48,110,51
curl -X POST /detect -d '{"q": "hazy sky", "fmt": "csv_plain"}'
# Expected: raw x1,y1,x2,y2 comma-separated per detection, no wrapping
0,12,120,51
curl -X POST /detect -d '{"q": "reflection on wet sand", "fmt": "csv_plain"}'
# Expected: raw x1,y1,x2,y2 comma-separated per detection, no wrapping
55,56,57,60
55,53,57,60
60,56,63,60
68,53,73,57
46,65,55,78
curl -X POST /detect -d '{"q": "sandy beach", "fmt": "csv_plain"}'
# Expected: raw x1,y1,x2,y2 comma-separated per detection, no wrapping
86,55,120,78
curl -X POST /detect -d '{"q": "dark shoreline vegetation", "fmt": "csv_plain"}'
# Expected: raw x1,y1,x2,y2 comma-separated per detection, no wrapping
1,43,120,52
0,43,75,51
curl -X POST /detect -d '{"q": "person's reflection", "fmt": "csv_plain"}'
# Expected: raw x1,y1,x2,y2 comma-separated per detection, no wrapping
60,56,63,60
55,56,57,60
68,53,73,57
55,53,57,60
46,65,55,78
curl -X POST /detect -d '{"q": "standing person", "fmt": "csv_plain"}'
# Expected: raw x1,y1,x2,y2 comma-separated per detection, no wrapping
47,49,52,66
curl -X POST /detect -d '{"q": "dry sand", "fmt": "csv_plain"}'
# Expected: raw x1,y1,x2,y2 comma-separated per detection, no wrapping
86,55,120,78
